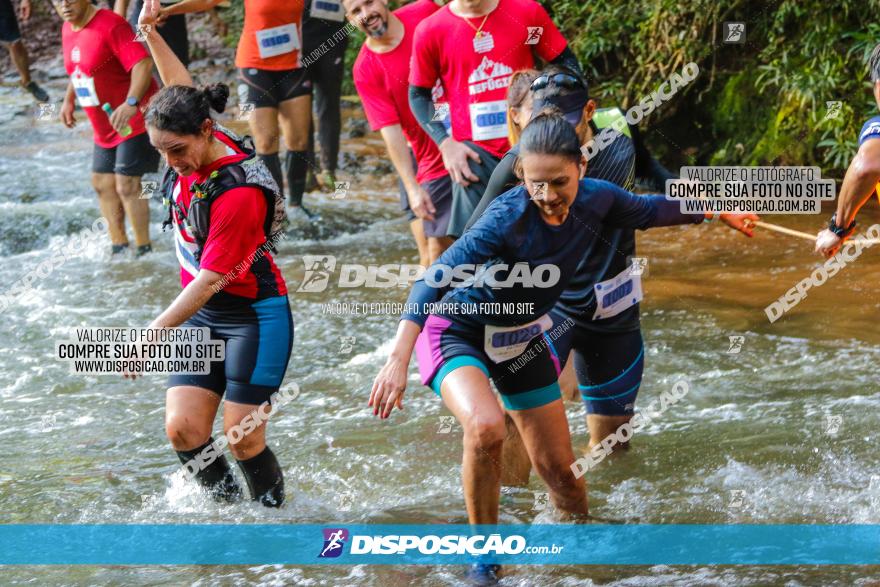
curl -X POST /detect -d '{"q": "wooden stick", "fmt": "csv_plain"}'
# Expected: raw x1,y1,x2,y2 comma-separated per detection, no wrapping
746,220,880,245
748,220,815,241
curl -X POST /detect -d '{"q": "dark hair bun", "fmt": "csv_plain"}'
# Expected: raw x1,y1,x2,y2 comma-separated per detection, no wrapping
203,83,229,114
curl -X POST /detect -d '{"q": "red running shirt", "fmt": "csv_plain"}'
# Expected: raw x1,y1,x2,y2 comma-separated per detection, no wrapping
410,0,567,159
172,130,288,300
235,0,305,71
353,0,446,184
62,9,158,148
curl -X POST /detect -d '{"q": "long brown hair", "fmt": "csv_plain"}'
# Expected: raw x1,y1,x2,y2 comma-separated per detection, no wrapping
506,69,539,145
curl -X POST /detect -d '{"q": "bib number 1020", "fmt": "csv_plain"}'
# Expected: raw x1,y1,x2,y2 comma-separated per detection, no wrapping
492,324,542,348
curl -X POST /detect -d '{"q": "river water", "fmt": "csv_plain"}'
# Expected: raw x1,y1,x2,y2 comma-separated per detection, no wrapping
2,80,880,586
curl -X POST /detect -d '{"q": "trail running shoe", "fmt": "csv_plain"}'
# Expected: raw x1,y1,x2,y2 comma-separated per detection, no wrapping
24,81,49,103
318,170,337,193
289,204,321,223
111,242,130,256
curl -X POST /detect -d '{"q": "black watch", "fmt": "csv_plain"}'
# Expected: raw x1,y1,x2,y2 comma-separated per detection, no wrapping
126,96,139,107
829,213,856,237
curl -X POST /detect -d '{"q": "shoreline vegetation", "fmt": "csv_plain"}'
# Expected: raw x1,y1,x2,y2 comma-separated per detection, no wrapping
3,0,875,179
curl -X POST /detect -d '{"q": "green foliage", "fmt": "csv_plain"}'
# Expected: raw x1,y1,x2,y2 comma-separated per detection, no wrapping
342,29,365,96
551,0,880,175
216,2,244,47
217,0,880,174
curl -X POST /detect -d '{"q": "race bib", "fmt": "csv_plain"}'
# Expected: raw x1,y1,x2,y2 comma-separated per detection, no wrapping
310,0,345,22
469,100,507,141
484,314,553,364
71,69,99,108
592,265,643,320
256,23,299,59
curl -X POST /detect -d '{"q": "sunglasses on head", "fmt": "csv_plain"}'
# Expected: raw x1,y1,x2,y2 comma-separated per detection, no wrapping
530,73,584,92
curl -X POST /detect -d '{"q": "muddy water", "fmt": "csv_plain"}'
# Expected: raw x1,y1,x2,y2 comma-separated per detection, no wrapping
2,80,880,586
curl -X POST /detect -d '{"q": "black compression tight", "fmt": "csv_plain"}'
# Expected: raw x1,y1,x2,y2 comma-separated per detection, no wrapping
236,446,285,508
176,437,243,503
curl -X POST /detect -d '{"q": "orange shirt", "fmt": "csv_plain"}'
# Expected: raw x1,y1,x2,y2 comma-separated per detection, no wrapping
235,0,304,70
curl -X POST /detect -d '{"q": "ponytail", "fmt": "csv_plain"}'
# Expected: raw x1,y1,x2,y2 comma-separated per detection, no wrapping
145,83,229,135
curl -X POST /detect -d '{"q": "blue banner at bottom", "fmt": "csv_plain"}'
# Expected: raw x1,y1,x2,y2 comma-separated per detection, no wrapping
1,524,878,565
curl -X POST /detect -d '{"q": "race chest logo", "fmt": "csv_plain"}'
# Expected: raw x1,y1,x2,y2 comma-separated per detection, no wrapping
468,57,513,96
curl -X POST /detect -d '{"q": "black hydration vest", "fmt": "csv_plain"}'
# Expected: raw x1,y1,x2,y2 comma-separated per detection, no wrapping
159,128,287,261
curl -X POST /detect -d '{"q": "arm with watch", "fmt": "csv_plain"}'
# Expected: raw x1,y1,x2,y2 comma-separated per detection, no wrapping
815,138,880,257
108,57,154,135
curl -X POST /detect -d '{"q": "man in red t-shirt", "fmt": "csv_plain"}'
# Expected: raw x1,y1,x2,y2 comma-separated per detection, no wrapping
408,0,580,238
348,0,453,265
57,0,159,256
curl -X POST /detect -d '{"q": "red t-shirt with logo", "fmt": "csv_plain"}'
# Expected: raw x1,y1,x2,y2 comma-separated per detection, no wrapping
62,9,158,148
410,0,567,159
353,0,446,184
172,130,288,300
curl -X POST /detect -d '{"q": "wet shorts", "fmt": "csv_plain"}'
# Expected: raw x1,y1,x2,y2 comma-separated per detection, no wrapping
92,132,161,176
548,308,644,416
399,150,418,221
399,180,416,222
167,294,294,406
239,67,312,109
414,314,563,410
0,0,21,44
421,175,453,238
399,150,453,236
447,141,500,238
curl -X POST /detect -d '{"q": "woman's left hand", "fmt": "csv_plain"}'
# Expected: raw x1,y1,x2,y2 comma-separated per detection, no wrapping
369,356,408,419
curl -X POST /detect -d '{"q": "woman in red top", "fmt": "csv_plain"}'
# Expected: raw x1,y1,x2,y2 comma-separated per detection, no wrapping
131,0,294,507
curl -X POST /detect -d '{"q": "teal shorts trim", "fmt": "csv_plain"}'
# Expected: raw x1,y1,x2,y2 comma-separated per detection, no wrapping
501,381,562,411
430,355,490,396
430,356,561,411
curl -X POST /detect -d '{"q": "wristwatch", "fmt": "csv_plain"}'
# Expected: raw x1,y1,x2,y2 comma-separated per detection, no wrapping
126,96,139,107
828,213,856,237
